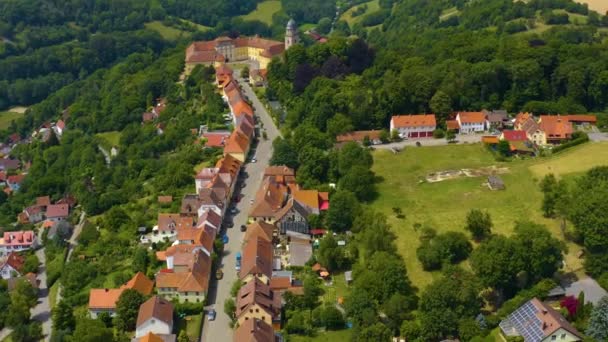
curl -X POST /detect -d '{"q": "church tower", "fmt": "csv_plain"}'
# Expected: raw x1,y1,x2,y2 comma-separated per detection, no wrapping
285,18,299,50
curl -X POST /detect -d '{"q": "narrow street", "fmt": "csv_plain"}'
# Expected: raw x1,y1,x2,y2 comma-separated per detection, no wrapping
31,248,51,342
55,210,86,305
200,74,281,341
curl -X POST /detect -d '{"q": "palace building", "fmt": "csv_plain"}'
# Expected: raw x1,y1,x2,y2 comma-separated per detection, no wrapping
184,20,299,75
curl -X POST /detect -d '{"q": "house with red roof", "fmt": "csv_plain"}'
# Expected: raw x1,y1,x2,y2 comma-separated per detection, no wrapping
390,114,436,139
500,130,528,142
23,205,44,223
6,174,25,192
0,252,25,279
88,272,153,318
53,120,66,137
0,231,37,257
201,131,230,148
456,111,488,133
539,115,574,144
46,203,70,222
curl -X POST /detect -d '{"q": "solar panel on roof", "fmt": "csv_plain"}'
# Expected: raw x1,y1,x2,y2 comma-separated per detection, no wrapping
499,301,544,342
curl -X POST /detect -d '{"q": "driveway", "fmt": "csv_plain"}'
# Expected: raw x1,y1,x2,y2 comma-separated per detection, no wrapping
562,277,607,305
373,133,483,150
588,132,608,142
200,76,281,341
31,248,51,341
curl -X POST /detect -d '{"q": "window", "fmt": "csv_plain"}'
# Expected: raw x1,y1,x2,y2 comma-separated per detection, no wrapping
551,336,556,341
255,309,259,313
250,309,253,313
560,334,566,339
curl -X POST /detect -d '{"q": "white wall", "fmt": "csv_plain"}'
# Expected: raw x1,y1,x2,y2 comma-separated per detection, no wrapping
135,318,172,338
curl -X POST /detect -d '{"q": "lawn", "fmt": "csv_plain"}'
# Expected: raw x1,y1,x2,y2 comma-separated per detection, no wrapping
95,131,121,149
290,329,352,342
0,111,24,130
239,0,282,25
145,21,190,41
321,272,350,305
175,314,202,341
340,0,380,26
49,281,59,310
371,143,603,288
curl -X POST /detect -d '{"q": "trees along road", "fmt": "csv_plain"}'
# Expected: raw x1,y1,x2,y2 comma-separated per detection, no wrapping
200,73,281,341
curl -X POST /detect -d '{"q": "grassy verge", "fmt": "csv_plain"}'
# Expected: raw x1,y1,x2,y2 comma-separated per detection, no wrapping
175,314,202,341
290,329,352,342
239,0,282,25
371,142,606,288
0,111,24,130
340,0,380,26
145,21,190,41
49,281,59,309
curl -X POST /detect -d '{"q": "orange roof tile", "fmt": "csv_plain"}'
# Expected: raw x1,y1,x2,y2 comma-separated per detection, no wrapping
447,120,460,130
457,111,486,123
391,114,436,128
481,136,499,144
336,130,382,143
121,272,154,295
270,277,291,290
88,288,123,309
224,131,250,154
137,296,173,327
244,221,275,243
138,332,164,342
540,115,573,140
293,190,320,210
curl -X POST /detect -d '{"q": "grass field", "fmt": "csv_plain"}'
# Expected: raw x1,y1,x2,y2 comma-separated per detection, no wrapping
299,23,317,32
0,111,23,130
340,0,380,26
96,131,121,149
371,142,608,288
290,329,352,342
145,21,189,41
49,281,59,310
239,0,282,25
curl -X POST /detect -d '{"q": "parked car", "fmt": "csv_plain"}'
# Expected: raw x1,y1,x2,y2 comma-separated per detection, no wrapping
251,158,257,163
225,221,234,229
249,199,254,205
216,268,224,280
208,309,216,321
230,207,238,214
240,225,247,232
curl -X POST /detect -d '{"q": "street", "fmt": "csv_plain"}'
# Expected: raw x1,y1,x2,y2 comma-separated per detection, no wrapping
200,74,281,341
55,210,86,305
31,248,51,342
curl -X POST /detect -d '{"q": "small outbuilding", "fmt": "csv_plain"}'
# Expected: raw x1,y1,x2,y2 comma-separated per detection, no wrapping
345,271,353,285
487,175,505,190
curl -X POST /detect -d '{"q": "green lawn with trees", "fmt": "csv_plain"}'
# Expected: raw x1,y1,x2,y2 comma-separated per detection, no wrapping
0,111,23,130
238,1,283,26
370,143,600,288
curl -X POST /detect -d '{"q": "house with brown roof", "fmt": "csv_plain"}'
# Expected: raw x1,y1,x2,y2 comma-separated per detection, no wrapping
240,236,273,284
500,130,528,142
224,130,251,162
249,177,289,223
0,252,25,279
515,112,546,146
236,278,282,329
249,68,268,87
566,115,596,125
539,115,573,144
483,109,508,129
196,188,226,217
88,272,154,318
234,318,276,342
23,205,44,223
336,130,383,146
135,296,175,340
198,209,222,231
215,64,234,88
455,112,488,133
46,203,69,222
156,214,194,238
244,221,275,243
499,298,582,342
390,114,436,139
180,194,200,217
156,249,210,303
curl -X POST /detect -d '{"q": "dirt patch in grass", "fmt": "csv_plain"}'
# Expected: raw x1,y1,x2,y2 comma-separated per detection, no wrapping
426,166,509,182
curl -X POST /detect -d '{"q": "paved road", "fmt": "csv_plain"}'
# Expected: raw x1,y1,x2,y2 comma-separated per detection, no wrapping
373,133,483,150
0,327,12,340
55,211,86,305
31,248,51,341
200,76,281,341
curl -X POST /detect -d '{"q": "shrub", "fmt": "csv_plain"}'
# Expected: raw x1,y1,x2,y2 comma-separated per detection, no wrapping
360,9,391,27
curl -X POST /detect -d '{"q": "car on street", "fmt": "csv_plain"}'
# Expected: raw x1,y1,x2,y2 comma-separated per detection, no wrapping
216,268,223,280
225,221,234,229
249,199,254,205
207,309,216,321
230,207,237,214
240,225,247,232
251,158,257,163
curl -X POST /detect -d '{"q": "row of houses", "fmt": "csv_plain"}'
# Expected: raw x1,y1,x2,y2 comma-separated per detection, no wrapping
389,111,597,145
87,62,261,341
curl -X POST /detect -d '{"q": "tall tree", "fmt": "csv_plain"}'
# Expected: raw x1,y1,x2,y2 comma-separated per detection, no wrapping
325,190,359,232
587,296,608,341
465,209,493,241
114,289,145,331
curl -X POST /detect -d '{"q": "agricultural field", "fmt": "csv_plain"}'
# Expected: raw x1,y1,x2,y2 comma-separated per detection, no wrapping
371,142,608,288
340,0,380,26
238,0,282,25
577,0,608,14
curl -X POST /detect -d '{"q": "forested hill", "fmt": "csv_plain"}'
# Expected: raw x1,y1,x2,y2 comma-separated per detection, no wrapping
266,0,608,134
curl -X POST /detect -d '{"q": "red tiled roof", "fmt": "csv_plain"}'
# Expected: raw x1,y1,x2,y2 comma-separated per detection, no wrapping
234,318,275,342
336,130,382,143
3,252,25,272
540,115,573,140
1,231,35,247
121,272,154,295
7,174,25,184
224,131,250,154
36,196,51,207
566,115,597,123
240,236,273,280
391,114,436,128
447,120,460,130
136,296,173,327
46,204,69,218
88,288,123,310
202,132,230,148
457,111,486,123
501,130,527,142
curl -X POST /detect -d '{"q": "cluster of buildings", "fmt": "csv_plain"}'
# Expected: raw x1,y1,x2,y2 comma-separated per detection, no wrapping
183,18,299,84
387,111,597,150
230,165,329,341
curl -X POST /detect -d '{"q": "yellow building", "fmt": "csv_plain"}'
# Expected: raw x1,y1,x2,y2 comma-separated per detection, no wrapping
184,36,284,76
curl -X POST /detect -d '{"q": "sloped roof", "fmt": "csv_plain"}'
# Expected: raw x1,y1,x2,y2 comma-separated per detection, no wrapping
2,252,25,272
236,277,280,318
36,196,51,207
88,288,123,310
566,114,596,123
336,130,382,143
234,318,275,342
216,154,242,178
274,198,311,222
249,178,288,218
264,166,295,178
240,236,273,280
244,221,275,243
457,111,486,123
391,114,436,128
180,194,200,216
138,332,165,342
157,214,194,232
224,131,250,154
501,130,528,142
155,250,210,293
121,272,154,295
540,115,573,139
136,296,174,327
293,190,319,210
46,204,69,218
198,209,222,229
